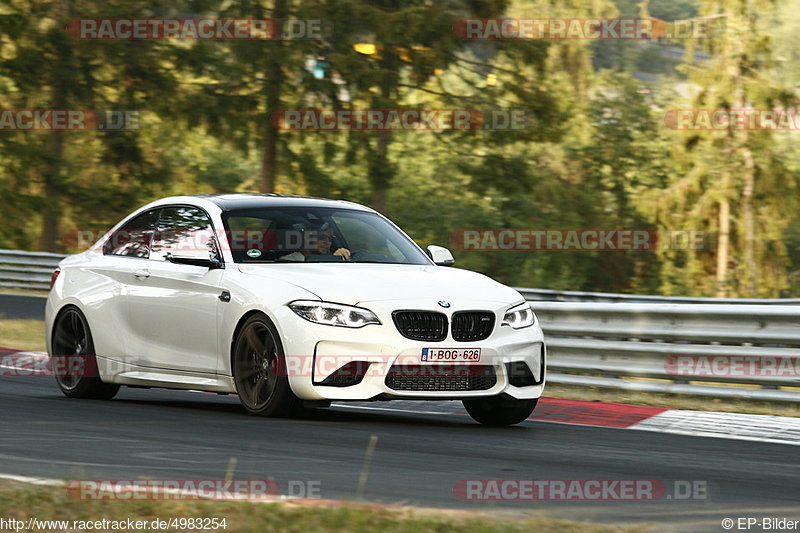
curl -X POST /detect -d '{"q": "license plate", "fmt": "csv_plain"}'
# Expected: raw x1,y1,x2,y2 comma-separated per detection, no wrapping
421,348,481,363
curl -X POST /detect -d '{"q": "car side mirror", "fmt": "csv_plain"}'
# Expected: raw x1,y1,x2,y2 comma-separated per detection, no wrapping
427,245,455,266
167,250,224,269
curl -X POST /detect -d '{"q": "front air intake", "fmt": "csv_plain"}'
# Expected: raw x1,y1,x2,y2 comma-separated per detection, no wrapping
316,361,371,387
385,364,497,392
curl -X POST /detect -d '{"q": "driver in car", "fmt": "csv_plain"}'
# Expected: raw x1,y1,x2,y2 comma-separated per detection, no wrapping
280,225,351,261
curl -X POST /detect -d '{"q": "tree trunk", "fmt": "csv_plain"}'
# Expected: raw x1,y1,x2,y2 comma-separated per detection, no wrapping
260,0,287,193
368,75,394,211
39,0,68,252
715,185,730,298
369,130,390,211
38,133,64,252
741,146,757,296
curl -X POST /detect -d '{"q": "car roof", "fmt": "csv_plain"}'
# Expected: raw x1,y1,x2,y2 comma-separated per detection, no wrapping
150,193,374,213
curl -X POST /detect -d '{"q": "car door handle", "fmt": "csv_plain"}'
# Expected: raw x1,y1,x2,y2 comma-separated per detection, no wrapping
133,269,151,280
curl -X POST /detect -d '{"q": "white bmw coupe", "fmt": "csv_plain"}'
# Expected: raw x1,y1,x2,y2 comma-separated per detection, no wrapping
46,194,545,425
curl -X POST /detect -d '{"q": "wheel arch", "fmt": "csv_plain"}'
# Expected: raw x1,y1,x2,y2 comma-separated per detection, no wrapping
228,308,305,412
229,309,278,371
48,302,86,355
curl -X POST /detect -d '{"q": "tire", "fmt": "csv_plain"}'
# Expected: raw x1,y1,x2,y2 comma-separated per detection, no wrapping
463,395,538,426
51,306,120,400
232,314,302,417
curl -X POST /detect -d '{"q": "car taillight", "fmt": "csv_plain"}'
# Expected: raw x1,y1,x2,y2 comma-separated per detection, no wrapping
50,268,61,290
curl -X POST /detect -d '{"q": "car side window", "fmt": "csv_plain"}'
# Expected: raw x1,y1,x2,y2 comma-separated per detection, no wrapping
225,216,275,262
103,209,160,258
150,206,216,262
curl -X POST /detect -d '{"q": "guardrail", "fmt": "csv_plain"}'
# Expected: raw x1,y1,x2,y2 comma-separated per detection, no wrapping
0,249,63,291
533,302,800,402
516,287,800,305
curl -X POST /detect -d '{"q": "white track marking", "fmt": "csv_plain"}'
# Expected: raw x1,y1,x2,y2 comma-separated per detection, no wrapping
630,410,800,446
0,473,64,486
0,473,300,502
0,352,49,374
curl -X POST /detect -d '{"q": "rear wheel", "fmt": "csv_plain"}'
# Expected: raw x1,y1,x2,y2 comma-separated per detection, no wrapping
463,395,538,426
232,314,302,417
52,306,119,400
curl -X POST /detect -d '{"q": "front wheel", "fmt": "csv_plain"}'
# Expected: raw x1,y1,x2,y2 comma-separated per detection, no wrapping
232,314,302,417
51,306,119,400
463,396,538,426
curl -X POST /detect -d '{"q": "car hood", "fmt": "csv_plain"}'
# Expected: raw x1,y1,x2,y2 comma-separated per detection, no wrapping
237,263,522,307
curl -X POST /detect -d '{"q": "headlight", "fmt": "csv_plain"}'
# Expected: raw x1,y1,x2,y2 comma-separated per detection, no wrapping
502,303,536,329
288,300,381,328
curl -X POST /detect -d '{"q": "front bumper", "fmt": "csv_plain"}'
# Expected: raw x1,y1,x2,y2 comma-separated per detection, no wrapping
274,301,546,401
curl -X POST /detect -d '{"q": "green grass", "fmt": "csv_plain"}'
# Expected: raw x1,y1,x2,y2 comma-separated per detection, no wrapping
0,319,45,352
0,288,50,297
0,482,643,533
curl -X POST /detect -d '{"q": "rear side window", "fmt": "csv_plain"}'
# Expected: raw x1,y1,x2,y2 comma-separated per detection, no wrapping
103,209,159,258
150,206,216,262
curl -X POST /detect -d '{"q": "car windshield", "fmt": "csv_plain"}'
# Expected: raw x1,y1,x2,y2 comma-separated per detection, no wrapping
221,206,431,265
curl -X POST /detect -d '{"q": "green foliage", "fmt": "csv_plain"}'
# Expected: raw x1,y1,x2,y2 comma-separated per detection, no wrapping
0,0,798,297
638,0,800,297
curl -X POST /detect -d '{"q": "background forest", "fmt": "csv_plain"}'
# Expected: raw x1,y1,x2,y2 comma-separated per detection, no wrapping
1,0,799,297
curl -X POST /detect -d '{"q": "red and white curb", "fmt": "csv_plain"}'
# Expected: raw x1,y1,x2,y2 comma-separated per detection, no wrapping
531,398,800,446
5,350,800,446
337,397,800,446
530,398,666,428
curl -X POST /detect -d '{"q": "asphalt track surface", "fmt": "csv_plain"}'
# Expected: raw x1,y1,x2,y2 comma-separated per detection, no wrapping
1,294,799,531
1,375,799,533
0,293,46,320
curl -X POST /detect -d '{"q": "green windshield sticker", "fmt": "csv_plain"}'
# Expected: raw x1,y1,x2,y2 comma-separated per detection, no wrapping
246,249,262,258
